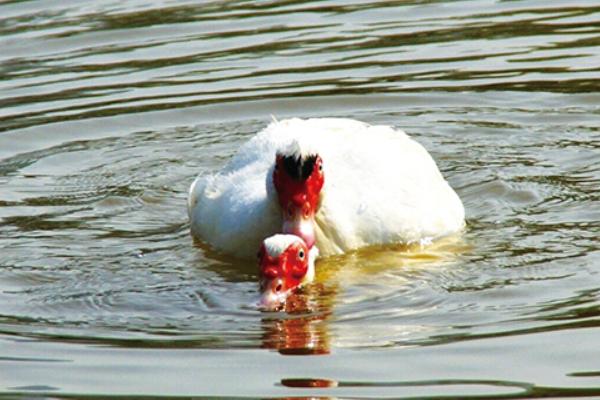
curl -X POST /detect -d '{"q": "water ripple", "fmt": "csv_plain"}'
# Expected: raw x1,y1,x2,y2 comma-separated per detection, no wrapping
1,0,600,397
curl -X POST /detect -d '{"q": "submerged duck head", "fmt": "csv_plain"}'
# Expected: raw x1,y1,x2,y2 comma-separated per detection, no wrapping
258,234,317,311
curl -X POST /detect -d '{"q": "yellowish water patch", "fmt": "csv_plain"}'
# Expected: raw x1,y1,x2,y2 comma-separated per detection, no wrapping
315,233,471,284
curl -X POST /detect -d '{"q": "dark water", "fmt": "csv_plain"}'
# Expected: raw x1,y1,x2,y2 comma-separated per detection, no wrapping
1,0,600,398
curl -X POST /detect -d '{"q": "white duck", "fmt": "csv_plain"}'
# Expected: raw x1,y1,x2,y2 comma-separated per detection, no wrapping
188,117,464,259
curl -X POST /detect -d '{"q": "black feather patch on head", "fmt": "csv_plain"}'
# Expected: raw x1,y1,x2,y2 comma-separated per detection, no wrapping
281,154,317,181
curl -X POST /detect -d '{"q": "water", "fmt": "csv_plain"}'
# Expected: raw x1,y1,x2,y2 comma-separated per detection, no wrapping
1,0,599,398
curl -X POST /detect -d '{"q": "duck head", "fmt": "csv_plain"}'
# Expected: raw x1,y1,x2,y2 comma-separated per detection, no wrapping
258,234,318,310
272,147,324,250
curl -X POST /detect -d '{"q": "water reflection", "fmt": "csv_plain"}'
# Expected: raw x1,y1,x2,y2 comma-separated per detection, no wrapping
262,283,336,355
259,237,466,355
2,0,600,397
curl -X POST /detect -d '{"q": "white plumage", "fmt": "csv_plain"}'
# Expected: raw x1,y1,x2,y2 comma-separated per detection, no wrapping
188,118,464,259
263,234,302,258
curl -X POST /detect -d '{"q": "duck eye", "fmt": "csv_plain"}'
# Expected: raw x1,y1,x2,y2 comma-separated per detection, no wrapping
319,164,322,172
298,249,305,260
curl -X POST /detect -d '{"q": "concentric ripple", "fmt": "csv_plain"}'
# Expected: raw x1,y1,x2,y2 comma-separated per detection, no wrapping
1,0,599,398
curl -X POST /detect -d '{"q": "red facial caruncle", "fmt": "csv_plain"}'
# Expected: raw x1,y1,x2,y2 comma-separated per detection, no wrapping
272,153,324,249
258,235,310,310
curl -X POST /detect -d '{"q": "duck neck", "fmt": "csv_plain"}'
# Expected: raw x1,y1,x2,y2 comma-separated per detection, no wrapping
302,245,319,286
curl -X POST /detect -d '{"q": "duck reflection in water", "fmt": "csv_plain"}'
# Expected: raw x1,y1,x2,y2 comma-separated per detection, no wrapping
255,234,338,355
261,282,336,355
256,233,467,355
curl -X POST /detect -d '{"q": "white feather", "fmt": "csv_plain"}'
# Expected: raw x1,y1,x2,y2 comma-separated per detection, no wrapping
278,139,318,160
263,234,302,257
188,117,465,259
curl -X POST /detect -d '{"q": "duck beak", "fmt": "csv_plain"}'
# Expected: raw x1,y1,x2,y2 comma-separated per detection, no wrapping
282,213,316,249
259,277,290,311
